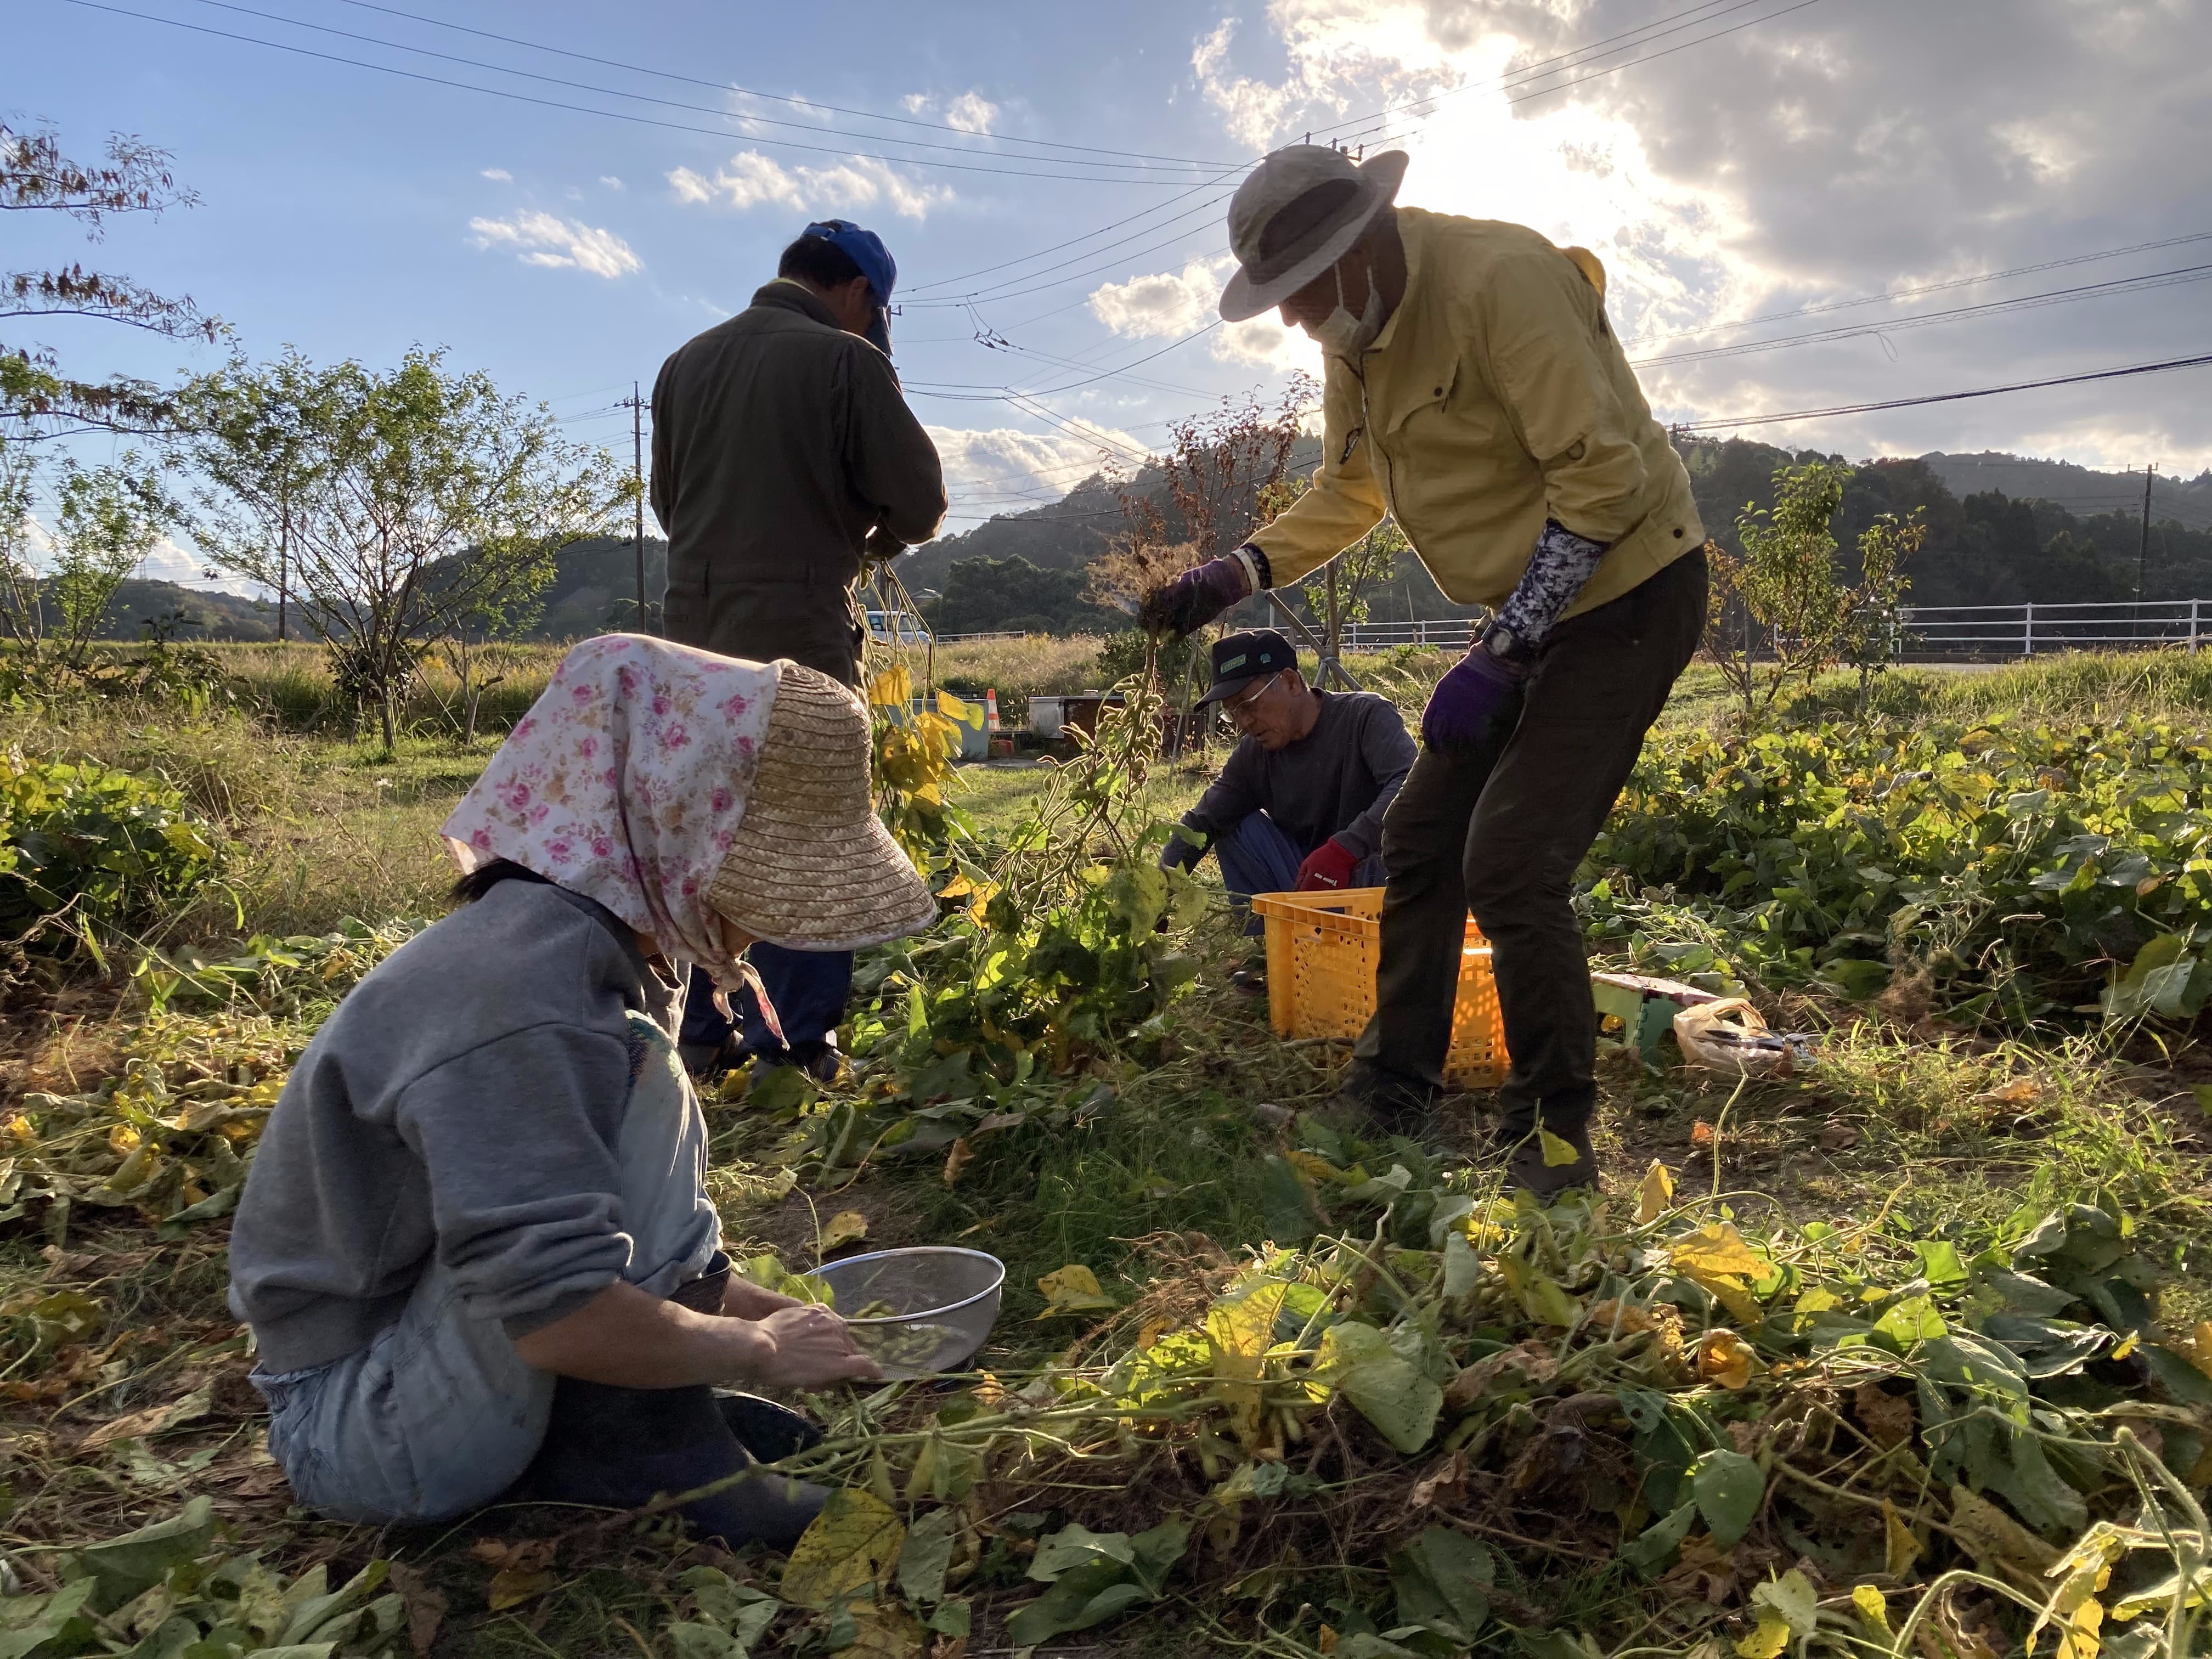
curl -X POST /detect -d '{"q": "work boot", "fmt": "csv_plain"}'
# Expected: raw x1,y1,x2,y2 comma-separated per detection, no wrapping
1504,1118,1601,1198
749,1040,843,1088
1315,1062,1440,1139
515,1378,830,1549
679,1035,746,1082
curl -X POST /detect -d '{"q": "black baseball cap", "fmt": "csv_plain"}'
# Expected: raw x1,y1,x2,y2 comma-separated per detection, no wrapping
1195,628,1299,707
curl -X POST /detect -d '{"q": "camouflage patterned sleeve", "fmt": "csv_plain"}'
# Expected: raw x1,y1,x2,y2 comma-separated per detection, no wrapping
1488,518,1609,664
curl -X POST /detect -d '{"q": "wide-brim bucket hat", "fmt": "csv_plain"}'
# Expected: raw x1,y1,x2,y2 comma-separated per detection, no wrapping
707,662,936,952
1220,145,1410,323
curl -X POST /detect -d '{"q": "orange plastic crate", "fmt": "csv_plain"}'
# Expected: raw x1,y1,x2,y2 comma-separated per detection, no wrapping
1248,887,1508,1088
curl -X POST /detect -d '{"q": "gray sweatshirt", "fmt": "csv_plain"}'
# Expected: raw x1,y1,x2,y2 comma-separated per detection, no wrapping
1182,690,1417,860
228,879,715,1375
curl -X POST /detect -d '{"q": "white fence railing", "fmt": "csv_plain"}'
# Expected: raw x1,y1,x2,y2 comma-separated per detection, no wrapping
1898,600,2208,657
933,600,2212,660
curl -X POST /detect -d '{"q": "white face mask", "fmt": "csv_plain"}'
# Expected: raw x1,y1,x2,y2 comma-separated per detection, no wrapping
1308,260,1385,358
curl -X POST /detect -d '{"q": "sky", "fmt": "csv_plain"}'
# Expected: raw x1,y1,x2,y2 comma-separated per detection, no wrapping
11,0,2212,589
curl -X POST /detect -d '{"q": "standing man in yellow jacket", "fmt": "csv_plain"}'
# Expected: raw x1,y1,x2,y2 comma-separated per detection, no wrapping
1144,144,1708,1195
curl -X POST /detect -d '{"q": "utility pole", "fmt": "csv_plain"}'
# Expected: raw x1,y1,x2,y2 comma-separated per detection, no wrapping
622,381,648,634
2138,461,2157,603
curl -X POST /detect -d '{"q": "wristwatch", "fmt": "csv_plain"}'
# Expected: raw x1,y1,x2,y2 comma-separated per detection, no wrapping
1477,618,1534,667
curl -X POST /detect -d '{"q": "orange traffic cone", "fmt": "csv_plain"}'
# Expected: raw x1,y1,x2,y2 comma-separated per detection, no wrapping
984,689,1000,732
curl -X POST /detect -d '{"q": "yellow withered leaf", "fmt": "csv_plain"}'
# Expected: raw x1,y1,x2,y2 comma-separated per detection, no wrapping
820,1211,869,1252
1734,1611,1792,1659
1697,1329,1758,1390
1852,1584,1891,1636
1539,1128,1582,1167
1883,1500,1923,1579
781,1488,906,1609
1036,1264,1119,1317
1635,1160,1676,1224
1671,1223,1766,1280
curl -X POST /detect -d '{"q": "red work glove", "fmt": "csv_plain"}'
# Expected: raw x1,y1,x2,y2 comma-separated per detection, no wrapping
1295,836,1360,891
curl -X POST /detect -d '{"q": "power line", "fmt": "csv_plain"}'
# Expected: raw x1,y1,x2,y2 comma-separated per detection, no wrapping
1633,262,2212,368
323,0,1235,166
1672,350,2212,432
173,0,1237,174
1622,230,2212,348
61,0,1220,185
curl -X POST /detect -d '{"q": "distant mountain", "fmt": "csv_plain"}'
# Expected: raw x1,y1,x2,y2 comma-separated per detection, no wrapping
1916,453,2212,532
98,579,280,641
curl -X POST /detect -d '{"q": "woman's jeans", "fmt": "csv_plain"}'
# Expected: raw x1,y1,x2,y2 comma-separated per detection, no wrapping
251,1013,720,1523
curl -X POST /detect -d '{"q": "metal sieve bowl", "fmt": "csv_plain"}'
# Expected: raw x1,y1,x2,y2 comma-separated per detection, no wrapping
812,1246,1006,1380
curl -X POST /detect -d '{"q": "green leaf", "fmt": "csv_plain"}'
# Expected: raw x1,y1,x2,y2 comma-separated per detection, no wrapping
1260,1155,1325,1245
1690,1448,1764,1547
1751,1568,1820,1639
1620,1501,1698,1579
1913,1240,1969,1290
1005,1560,1152,1646
1027,1523,1135,1583
73,1496,215,1611
0,1579,97,1659
895,1510,957,1606
1982,1268,2080,1317
926,1598,972,1638
1389,1527,1493,1641
1334,1337,1444,1454
1442,1231,1480,1301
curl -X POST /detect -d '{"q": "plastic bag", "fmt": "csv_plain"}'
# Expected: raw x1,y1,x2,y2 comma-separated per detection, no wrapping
1672,997,1794,1077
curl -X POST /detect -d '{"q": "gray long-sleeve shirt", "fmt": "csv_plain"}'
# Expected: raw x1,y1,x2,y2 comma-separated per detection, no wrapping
228,880,716,1375
1182,690,1417,861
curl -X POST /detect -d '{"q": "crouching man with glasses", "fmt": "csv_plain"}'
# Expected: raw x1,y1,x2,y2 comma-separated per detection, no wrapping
1158,629,1415,972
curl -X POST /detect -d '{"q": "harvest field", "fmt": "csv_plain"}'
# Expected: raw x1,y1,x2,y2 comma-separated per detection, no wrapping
3,641,2212,1659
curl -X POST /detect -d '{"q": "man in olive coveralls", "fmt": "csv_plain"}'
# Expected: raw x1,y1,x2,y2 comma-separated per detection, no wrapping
1143,146,1709,1195
652,219,946,1078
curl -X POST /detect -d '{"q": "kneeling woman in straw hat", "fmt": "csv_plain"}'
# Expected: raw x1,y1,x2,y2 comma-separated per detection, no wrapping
226,635,936,1545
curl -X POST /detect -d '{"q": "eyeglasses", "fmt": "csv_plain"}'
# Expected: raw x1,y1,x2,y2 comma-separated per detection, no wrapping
1221,672,1284,723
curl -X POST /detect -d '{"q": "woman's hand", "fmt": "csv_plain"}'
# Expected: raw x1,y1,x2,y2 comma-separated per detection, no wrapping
749,1305,883,1390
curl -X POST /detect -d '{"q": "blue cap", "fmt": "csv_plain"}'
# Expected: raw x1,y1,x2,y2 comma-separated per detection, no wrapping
802,219,896,354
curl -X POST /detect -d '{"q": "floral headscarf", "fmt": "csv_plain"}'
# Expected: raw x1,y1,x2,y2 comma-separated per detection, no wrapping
441,634,782,1030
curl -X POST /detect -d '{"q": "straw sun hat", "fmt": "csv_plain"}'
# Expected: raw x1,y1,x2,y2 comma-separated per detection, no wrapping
706,662,935,952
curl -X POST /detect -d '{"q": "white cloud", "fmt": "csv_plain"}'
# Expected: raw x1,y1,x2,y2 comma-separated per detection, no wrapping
599,174,624,190
479,167,512,182
1182,0,2212,470
1088,255,1319,375
900,90,999,134
928,425,1150,520
1089,260,1222,340
468,211,642,279
944,93,999,135
666,150,950,222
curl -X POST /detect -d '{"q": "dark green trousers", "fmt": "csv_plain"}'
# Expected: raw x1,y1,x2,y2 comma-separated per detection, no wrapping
1353,549,1707,1132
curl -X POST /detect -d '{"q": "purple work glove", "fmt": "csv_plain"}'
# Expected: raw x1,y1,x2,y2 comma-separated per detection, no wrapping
1420,644,1525,753
1141,554,1253,639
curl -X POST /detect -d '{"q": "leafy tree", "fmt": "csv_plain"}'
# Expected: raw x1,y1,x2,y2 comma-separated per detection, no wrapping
182,348,625,749
0,447,172,668
1,121,217,439
1705,460,1918,722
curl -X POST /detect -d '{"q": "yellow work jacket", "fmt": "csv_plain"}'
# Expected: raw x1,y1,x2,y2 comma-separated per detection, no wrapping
1249,207,1703,618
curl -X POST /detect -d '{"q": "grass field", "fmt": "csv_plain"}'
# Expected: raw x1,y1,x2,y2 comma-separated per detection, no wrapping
3,645,2210,1658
